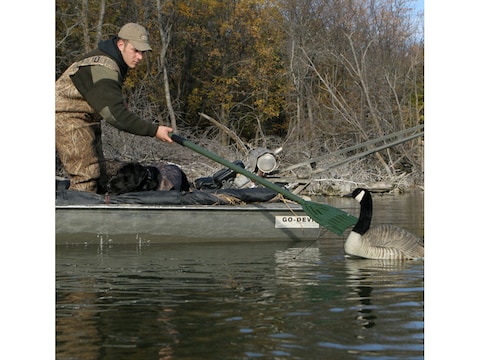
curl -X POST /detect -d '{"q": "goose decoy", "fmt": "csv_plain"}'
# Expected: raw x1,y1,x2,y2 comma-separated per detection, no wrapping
344,188,424,260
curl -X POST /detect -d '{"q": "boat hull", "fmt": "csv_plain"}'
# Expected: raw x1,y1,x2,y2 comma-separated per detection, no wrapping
56,203,323,245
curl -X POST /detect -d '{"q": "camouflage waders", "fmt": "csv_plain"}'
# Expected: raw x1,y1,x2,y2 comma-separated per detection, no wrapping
55,112,105,192
55,56,119,192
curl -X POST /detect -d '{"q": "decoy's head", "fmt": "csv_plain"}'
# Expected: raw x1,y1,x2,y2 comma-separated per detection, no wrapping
346,188,369,203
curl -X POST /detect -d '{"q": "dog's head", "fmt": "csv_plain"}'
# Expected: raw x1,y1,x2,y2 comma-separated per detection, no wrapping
106,163,159,194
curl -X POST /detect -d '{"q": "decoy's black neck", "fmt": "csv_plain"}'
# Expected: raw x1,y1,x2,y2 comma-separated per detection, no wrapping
352,191,373,235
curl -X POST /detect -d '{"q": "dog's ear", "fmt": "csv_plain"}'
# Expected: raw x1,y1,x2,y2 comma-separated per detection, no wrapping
141,166,160,191
130,164,148,187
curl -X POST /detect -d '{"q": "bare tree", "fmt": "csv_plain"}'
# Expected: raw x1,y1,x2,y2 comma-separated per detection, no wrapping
95,0,106,45
156,0,177,131
282,0,422,176
80,0,91,52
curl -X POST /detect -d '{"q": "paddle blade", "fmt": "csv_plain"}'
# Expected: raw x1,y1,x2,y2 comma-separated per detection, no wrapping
302,201,357,236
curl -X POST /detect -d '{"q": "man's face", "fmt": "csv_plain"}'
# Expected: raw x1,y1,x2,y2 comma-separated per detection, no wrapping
118,40,144,69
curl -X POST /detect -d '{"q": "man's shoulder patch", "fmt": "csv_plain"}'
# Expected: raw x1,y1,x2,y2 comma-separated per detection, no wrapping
76,55,120,74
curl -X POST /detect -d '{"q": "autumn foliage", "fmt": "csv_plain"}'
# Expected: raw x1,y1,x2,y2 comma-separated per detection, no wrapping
56,0,424,188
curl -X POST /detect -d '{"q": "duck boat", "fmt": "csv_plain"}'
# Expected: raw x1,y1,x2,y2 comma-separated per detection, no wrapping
55,187,328,245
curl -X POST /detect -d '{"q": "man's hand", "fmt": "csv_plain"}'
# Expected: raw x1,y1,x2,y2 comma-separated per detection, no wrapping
155,125,173,143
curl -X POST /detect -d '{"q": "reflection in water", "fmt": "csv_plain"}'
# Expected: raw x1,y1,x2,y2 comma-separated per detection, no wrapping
57,244,424,359
352,283,376,330
344,260,392,331
274,246,321,286
343,258,424,344
56,277,102,360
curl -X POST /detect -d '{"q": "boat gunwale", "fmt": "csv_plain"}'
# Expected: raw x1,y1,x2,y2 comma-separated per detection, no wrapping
55,202,305,211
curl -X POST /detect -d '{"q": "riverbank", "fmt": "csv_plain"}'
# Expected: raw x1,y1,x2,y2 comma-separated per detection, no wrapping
56,126,424,196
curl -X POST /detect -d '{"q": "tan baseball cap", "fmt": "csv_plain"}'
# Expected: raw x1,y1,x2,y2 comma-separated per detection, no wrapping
118,23,152,51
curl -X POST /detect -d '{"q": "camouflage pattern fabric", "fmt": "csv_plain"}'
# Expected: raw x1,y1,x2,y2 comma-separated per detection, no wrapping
55,57,118,193
55,112,104,192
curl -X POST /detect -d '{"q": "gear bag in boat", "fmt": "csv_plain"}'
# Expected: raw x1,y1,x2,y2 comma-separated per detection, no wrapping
194,160,245,189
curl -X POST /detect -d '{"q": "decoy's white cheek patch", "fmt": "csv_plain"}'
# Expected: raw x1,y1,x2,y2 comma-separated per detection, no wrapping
355,190,365,202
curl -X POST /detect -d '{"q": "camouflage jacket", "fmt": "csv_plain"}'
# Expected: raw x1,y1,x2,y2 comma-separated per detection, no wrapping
55,37,158,137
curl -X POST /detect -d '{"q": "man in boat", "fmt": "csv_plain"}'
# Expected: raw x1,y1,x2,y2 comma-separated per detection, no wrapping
56,23,173,193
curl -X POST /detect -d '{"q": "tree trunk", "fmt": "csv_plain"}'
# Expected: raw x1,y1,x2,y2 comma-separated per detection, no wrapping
157,0,177,131
95,0,106,45
81,0,91,52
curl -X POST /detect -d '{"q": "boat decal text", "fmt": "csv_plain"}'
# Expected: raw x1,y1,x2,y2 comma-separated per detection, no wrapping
275,215,319,229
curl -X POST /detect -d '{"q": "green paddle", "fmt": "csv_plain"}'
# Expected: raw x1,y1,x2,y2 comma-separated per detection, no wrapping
170,134,357,235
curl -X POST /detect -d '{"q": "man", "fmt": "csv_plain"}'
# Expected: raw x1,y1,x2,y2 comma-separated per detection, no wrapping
56,23,173,193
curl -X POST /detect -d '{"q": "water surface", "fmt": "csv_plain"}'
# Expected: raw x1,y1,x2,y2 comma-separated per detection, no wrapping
56,191,424,359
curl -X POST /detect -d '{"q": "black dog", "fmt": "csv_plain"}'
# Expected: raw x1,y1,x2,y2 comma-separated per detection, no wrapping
107,162,190,195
